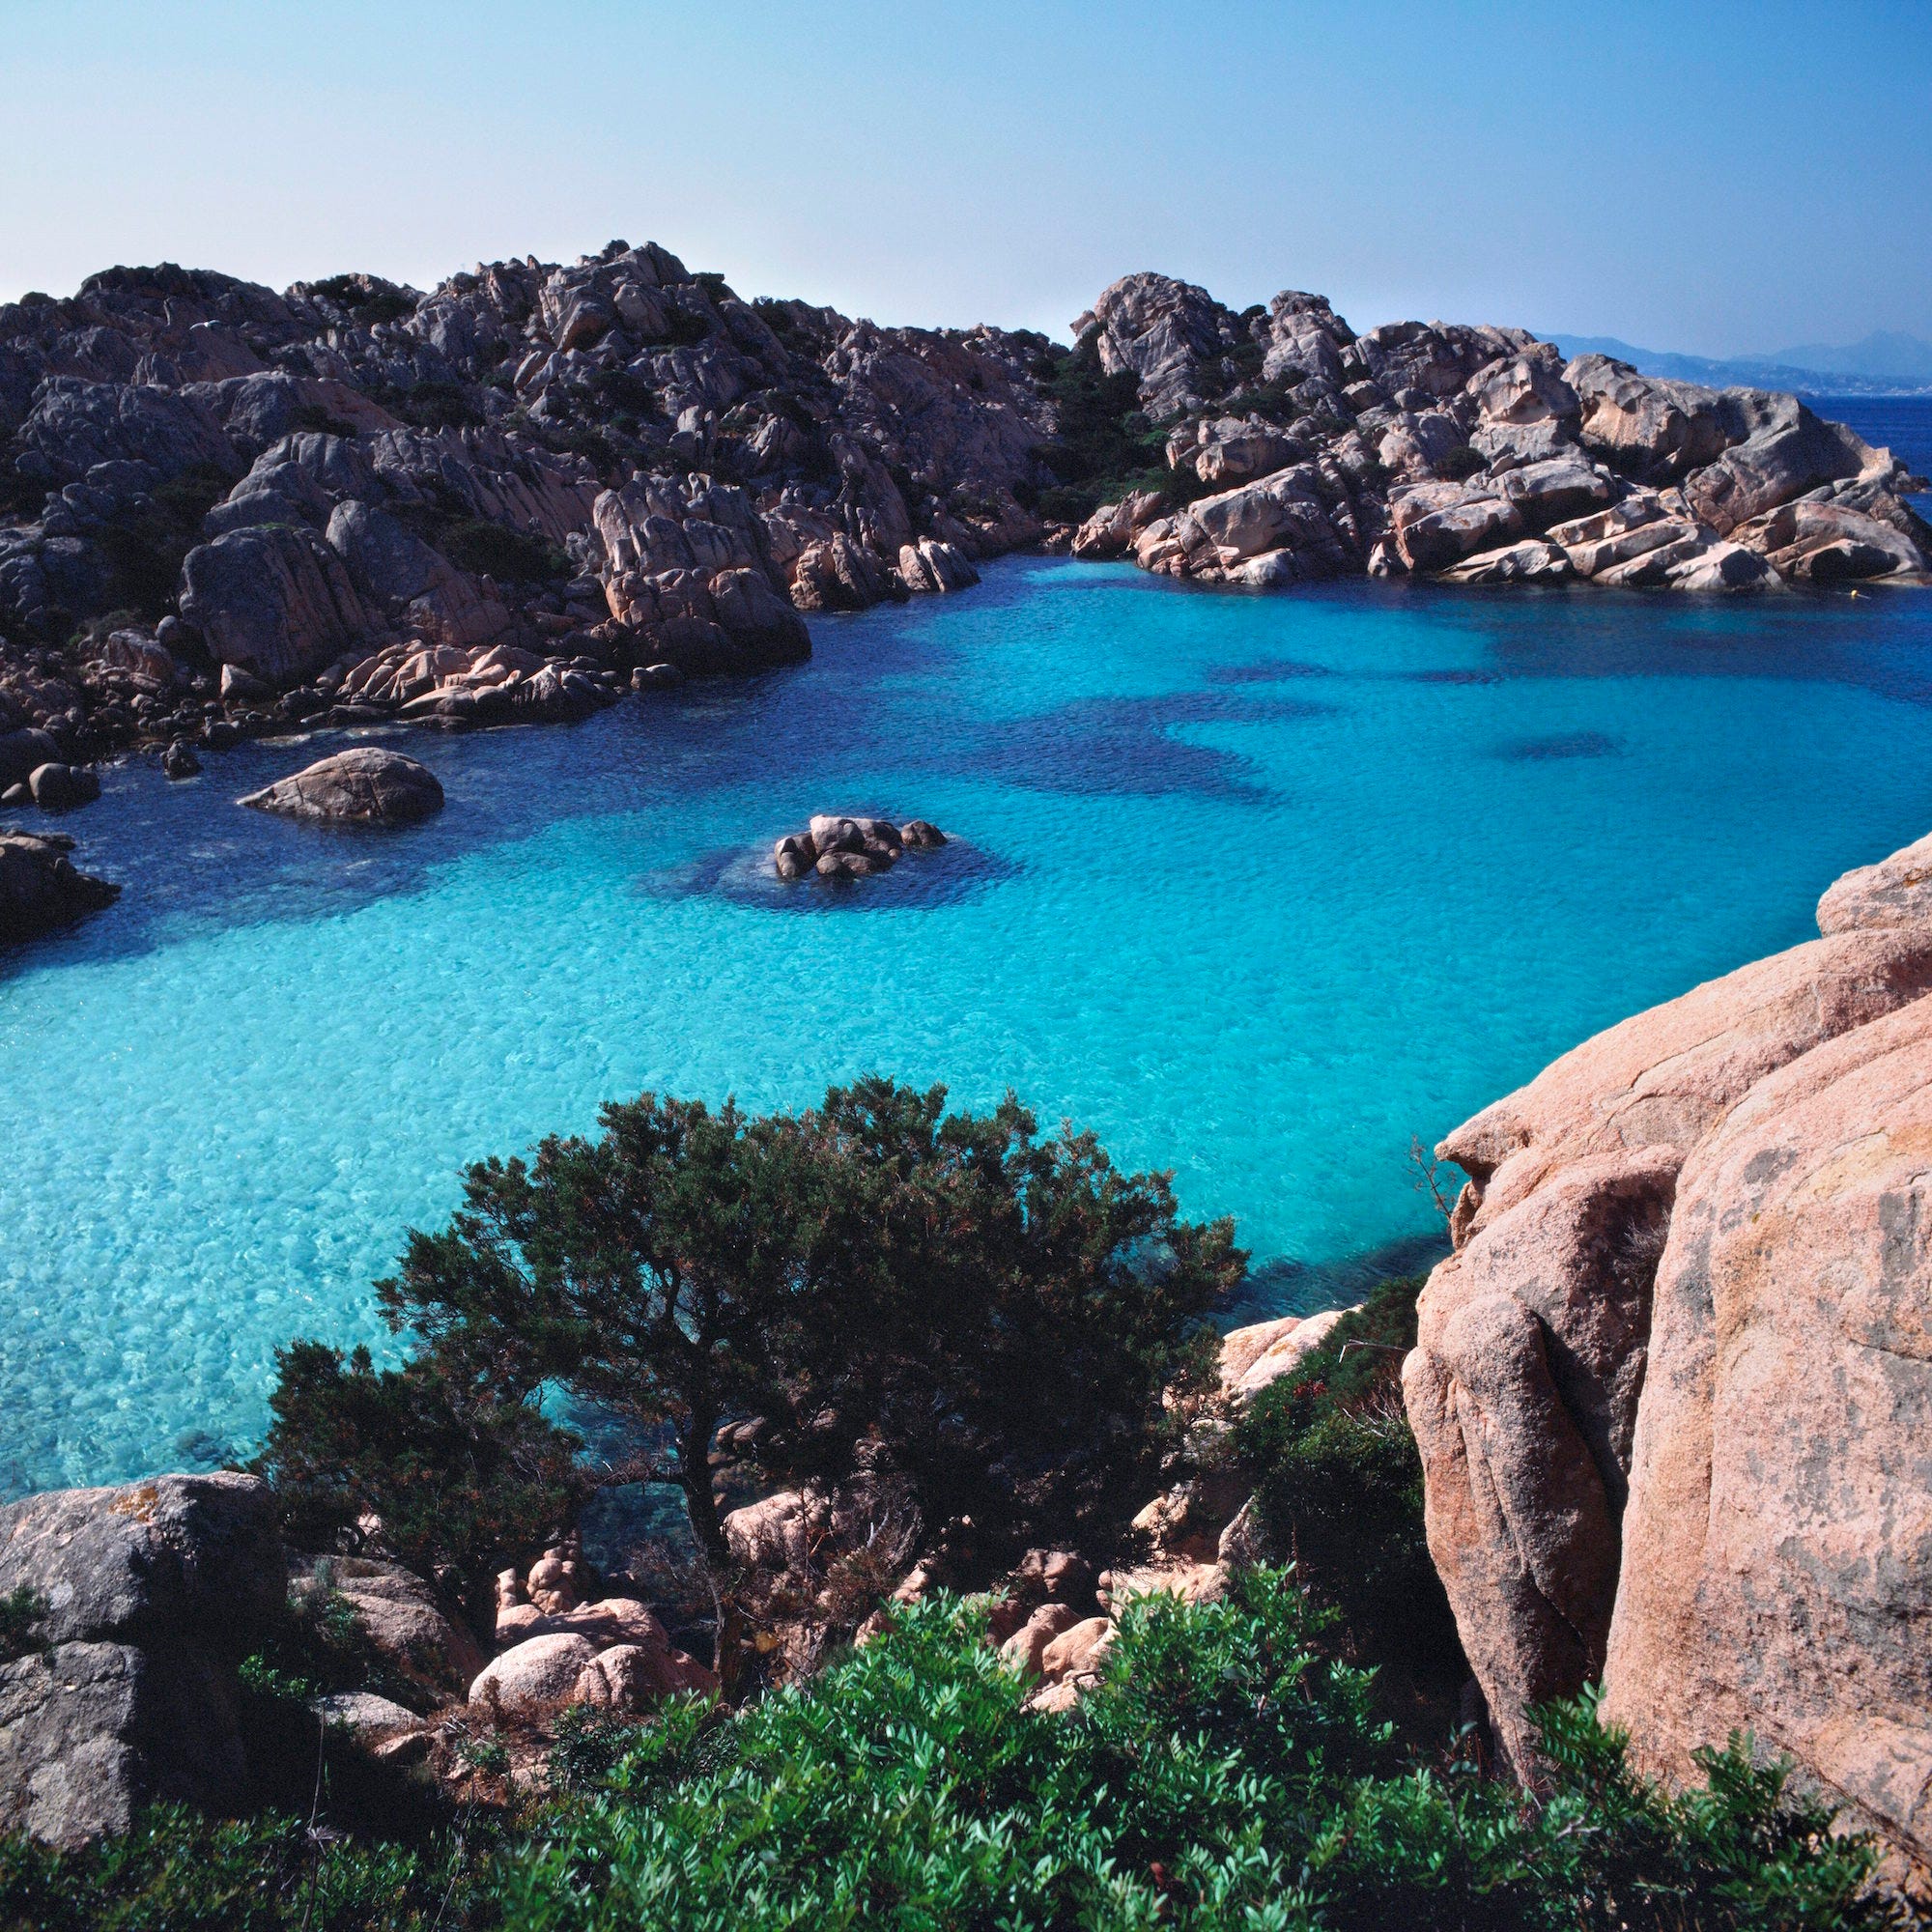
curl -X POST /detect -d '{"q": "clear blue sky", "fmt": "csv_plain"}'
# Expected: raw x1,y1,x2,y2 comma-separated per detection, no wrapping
4,0,1927,354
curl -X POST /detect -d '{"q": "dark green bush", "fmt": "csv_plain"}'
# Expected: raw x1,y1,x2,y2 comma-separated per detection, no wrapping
1236,1274,1465,1690
251,1339,589,1629
307,274,417,327
0,1806,486,1931
0,1588,47,1665
1033,337,1171,519
366,381,484,431
1435,443,1489,481
340,1080,1239,1583
433,517,569,584
95,462,232,618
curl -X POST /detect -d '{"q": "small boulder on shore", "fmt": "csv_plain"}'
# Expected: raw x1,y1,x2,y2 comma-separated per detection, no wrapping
238,748,443,826
773,813,947,882
28,763,101,811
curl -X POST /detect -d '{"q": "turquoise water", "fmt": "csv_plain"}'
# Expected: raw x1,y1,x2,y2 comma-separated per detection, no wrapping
7,557,1932,1497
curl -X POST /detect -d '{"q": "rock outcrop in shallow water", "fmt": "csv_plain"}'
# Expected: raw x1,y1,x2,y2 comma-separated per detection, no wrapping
1069,274,1929,596
239,747,443,824
773,812,946,881
1403,826,1932,1876
0,827,117,943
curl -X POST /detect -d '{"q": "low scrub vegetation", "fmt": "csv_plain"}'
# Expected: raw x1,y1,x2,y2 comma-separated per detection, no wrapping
1235,1273,1465,1703
0,1574,1900,1929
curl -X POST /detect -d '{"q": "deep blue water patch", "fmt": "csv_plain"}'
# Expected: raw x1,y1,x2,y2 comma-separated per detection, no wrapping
1494,731,1624,761
7,554,1932,1495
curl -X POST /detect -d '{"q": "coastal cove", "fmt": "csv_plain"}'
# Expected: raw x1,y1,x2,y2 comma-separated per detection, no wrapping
8,550,1932,1498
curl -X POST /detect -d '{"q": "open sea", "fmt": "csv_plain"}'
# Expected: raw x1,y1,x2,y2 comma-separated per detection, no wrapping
3,396,1931,1500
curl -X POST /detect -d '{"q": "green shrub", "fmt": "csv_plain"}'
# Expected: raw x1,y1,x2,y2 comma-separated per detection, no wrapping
433,518,569,584
0,1576,1899,1929
1032,337,1171,519
1435,443,1489,481
1236,1275,1465,1690
94,462,232,619
0,1588,47,1665
340,1079,1239,1587
366,380,484,431
250,1339,589,1630
307,274,417,327
0,1805,486,1931
490,1576,1899,1931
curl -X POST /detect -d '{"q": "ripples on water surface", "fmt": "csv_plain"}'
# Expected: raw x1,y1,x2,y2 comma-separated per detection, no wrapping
6,546,1932,1494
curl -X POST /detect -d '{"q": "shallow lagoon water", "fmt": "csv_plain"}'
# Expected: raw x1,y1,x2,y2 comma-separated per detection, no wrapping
7,554,1932,1496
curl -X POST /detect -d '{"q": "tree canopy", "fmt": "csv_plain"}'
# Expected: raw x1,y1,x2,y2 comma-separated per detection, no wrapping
260,1078,1243,1607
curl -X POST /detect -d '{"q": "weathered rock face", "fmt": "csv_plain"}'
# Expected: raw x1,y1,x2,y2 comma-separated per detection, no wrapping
1603,996,1932,1869
1072,273,1251,420
0,1473,283,1847
0,245,1056,771
0,830,117,945
1404,827,1932,1870
293,1554,484,1705
180,524,378,681
238,747,443,825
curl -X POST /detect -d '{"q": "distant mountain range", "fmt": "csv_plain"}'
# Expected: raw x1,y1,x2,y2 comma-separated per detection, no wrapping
1548,329,1932,398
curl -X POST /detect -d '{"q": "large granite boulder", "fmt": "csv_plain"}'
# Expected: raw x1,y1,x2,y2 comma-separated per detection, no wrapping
179,524,380,682
292,1554,484,1706
239,748,443,825
1603,996,1932,1871
0,1473,284,1846
0,831,118,945
1405,827,1932,1870
1071,272,1247,420
1388,480,1524,573
469,1633,599,1717
1563,355,1737,481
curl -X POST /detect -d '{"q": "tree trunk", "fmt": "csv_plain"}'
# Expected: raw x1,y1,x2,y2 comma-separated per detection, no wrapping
676,1404,746,1688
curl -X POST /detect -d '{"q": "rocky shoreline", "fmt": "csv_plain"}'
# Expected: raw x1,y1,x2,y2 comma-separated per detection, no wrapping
0,248,1925,955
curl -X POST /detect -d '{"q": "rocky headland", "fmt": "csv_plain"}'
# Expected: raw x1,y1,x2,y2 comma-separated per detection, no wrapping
0,243,1044,789
1065,272,1931,592
1403,823,1932,1877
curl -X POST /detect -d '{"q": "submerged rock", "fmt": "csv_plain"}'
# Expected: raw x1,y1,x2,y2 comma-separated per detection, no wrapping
239,747,443,825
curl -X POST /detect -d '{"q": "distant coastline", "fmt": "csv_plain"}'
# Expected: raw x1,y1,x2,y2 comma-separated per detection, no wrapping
1549,329,1932,398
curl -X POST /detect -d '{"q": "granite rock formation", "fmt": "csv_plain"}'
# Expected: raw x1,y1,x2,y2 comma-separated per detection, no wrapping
238,746,444,824
773,812,947,882
1403,827,1932,1876
0,827,118,943
1068,275,1928,596
0,247,1050,770
0,1473,284,1846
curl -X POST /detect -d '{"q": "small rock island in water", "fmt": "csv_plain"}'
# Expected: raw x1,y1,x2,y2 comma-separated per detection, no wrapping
774,812,947,881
